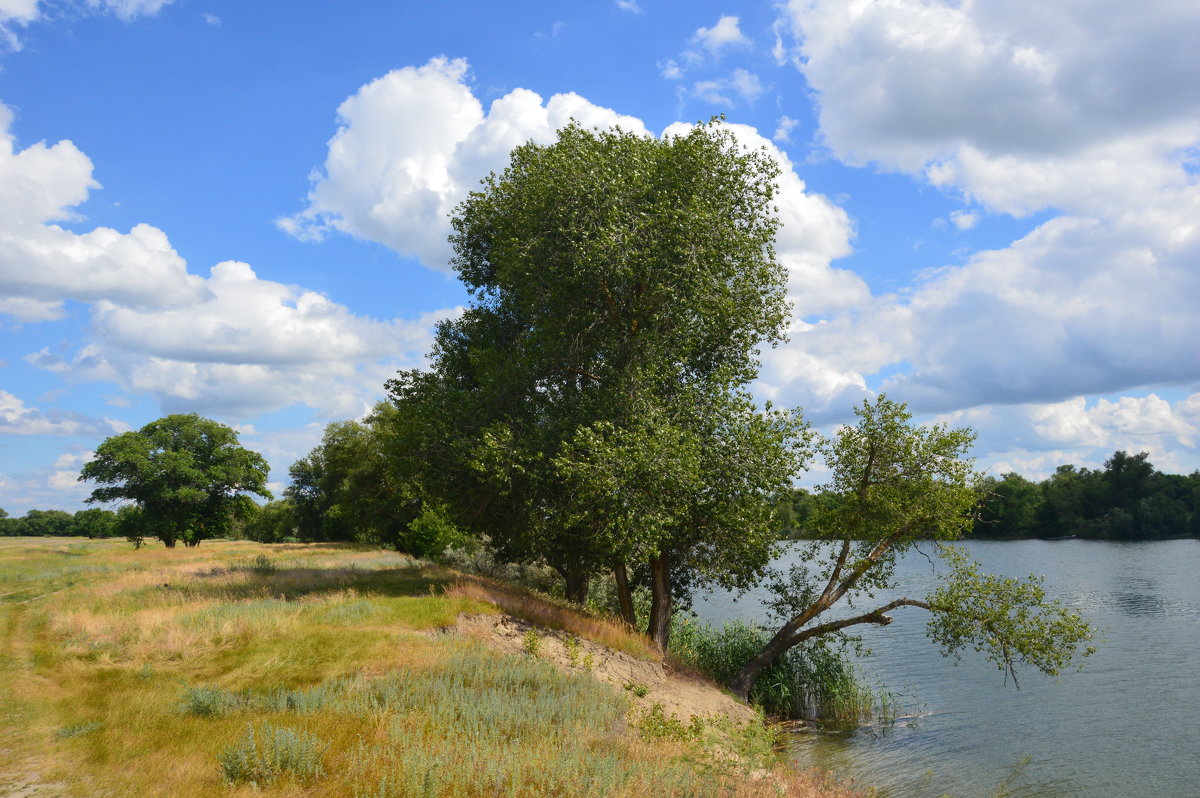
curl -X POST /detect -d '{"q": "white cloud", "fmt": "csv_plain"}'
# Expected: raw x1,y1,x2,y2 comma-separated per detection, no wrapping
0,97,457,420
0,103,206,315
284,64,858,415
756,0,1200,435
202,11,219,25
91,260,445,367
2,0,175,48
774,115,799,143
0,296,64,322
692,69,764,107
949,210,978,230
659,59,682,80
936,393,1200,478
780,0,1200,175
279,57,650,272
694,15,749,56
0,390,125,436
0,0,38,21
614,0,640,13
86,0,175,21
0,0,37,48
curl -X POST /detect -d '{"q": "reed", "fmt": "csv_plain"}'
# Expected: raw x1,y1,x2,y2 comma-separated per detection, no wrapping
670,616,892,725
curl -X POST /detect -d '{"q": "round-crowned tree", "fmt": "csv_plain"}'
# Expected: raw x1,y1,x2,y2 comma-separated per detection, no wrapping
80,413,272,547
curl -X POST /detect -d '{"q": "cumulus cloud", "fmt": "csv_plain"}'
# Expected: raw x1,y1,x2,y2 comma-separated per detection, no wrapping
0,390,125,436
91,260,445,367
278,58,649,272
935,393,1200,478
694,15,749,56
0,103,206,315
756,0,1200,438
25,265,456,417
282,60,859,416
949,210,978,231
781,0,1200,174
0,97,457,420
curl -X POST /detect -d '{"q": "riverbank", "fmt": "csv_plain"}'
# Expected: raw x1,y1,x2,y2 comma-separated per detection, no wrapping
0,538,868,797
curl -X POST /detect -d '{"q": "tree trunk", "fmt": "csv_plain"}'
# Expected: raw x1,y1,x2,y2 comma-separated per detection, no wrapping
728,624,797,700
613,562,637,627
162,538,176,548
729,599,915,701
563,571,590,605
647,552,671,651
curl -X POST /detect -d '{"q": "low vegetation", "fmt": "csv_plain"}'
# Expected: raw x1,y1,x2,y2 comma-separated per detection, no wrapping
670,618,889,725
0,537,869,797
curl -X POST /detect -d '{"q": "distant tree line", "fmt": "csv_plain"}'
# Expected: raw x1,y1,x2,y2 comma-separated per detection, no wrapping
1,507,120,538
772,450,1200,541
973,451,1200,540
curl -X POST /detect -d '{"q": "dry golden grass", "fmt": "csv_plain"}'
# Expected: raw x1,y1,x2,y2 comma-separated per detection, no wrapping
0,538,869,798
444,573,662,661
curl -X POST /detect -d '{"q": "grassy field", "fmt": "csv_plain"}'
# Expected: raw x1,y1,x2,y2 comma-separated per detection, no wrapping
0,538,866,797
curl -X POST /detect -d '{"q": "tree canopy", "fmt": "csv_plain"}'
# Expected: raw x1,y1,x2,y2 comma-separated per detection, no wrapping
79,413,272,547
284,403,464,557
730,396,1094,698
387,120,807,645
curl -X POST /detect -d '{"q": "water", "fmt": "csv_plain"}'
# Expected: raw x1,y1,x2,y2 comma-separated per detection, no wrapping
693,540,1200,797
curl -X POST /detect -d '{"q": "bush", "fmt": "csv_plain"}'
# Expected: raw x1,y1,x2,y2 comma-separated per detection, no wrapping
218,721,327,787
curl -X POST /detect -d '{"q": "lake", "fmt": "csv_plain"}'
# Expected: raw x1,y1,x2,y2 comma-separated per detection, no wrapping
693,539,1200,797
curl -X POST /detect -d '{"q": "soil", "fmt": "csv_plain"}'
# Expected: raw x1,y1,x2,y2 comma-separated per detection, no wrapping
434,612,758,725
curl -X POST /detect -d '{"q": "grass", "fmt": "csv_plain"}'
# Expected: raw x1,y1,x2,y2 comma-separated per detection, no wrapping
0,537,868,797
443,573,661,661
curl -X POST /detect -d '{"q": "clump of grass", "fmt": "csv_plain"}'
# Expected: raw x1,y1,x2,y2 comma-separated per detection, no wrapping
249,554,276,577
522,628,542,657
443,575,660,661
55,720,103,739
623,681,649,698
180,685,241,717
217,721,327,787
670,617,891,725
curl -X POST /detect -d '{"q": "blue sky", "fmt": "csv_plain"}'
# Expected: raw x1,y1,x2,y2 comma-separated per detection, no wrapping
2,0,1198,514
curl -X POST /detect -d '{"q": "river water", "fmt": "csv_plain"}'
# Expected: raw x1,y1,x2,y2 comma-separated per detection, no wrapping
693,540,1200,797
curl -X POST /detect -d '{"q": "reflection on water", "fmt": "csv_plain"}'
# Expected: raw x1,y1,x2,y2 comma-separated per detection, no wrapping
694,540,1200,798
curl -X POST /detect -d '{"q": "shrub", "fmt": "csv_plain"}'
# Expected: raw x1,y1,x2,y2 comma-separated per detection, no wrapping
218,721,327,787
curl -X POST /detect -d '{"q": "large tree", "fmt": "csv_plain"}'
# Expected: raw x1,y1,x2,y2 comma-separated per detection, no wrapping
388,120,800,641
729,397,1094,699
79,414,272,547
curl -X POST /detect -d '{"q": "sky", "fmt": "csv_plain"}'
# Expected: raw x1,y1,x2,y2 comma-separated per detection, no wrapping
1,0,1198,515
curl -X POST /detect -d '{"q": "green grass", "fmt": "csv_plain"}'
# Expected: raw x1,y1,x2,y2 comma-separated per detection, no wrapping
0,537,869,797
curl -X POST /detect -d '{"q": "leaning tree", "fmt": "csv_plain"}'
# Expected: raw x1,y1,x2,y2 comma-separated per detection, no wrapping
80,413,272,548
729,396,1095,699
